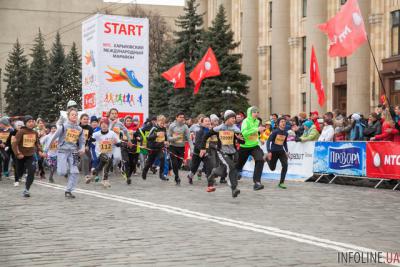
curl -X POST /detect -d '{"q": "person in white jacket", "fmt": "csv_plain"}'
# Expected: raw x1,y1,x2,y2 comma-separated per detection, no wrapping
318,119,335,142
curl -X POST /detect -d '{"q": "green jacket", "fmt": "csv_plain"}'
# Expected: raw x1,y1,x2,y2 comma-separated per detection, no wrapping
240,107,260,148
300,125,320,142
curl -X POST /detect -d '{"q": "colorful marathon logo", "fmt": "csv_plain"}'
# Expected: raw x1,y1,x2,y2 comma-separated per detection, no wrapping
105,66,143,89
104,92,143,107
85,50,95,67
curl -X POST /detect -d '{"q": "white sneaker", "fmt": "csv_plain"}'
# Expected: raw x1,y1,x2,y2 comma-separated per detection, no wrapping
14,182,19,187
102,180,111,188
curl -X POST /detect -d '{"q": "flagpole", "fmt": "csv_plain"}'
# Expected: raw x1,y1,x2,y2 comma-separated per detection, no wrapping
366,36,392,111
309,83,312,114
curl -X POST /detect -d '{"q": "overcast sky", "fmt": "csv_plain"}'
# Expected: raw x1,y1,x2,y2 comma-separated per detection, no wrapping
103,0,184,6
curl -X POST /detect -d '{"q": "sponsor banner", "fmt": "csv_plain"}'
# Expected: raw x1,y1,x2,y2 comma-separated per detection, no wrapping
313,142,366,176
83,92,96,109
242,142,315,181
366,142,400,180
82,14,149,122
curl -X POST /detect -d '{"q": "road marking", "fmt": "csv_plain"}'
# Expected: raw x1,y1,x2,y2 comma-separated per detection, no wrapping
35,180,399,266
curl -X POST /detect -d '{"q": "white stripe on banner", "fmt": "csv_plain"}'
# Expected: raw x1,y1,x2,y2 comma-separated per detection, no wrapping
34,180,399,266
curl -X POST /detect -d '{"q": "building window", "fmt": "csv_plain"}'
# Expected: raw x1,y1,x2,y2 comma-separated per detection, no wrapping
302,92,307,112
340,0,347,5
391,10,400,56
269,46,272,80
269,1,272,28
302,0,307,17
340,57,347,67
302,37,307,74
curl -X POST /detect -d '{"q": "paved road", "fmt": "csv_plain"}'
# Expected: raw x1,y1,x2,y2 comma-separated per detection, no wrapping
1,172,399,266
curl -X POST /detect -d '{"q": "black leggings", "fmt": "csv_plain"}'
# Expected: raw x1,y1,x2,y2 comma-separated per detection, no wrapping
93,153,113,180
122,148,139,178
266,150,288,184
0,149,9,176
15,156,36,190
169,146,184,179
190,149,210,177
236,146,264,183
143,149,164,178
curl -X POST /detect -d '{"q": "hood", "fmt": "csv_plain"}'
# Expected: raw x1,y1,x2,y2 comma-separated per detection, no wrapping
246,106,258,121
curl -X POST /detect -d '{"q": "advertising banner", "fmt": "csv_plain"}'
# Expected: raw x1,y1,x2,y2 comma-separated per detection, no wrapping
313,142,366,176
242,142,315,181
366,142,400,180
82,14,149,124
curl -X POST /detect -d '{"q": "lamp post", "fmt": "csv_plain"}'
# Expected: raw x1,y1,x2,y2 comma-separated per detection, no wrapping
222,86,237,110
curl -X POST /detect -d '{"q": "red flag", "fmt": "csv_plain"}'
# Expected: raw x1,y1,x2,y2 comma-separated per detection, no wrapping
318,0,367,57
161,62,186,89
189,47,221,94
310,46,326,107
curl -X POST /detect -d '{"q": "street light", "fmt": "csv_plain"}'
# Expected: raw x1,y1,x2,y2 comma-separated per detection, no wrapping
222,86,237,110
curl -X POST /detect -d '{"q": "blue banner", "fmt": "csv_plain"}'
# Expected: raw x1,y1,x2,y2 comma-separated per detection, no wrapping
313,142,366,176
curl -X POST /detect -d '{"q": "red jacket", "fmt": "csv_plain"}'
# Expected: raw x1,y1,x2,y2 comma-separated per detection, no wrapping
374,121,396,141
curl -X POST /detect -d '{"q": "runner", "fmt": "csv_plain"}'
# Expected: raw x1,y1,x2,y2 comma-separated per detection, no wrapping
79,114,93,180
167,112,193,185
187,116,211,184
200,110,243,198
40,125,58,183
121,115,140,185
265,117,289,189
0,117,14,181
236,106,266,191
44,108,85,198
141,115,168,181
12,115,44,197
89,118,121,188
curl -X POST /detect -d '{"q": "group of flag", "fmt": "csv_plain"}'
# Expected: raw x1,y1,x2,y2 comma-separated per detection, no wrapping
162,0,371,107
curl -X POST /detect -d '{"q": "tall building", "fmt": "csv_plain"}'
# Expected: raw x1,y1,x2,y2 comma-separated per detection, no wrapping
1,0,400,119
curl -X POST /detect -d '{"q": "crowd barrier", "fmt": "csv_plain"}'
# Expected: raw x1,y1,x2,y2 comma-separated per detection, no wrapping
241,141,400,190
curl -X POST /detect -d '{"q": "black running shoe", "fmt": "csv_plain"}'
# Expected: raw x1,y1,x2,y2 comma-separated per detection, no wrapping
253,183,265,191
65,192,76,199
232,188,241,198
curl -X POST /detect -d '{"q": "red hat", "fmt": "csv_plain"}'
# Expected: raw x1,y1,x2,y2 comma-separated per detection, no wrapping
99,117,109,126
310,111,319,116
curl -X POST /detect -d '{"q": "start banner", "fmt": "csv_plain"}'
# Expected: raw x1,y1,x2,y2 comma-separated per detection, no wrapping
313,142,366,176
242,142,315,181
366,142,400,180
82,14,149,124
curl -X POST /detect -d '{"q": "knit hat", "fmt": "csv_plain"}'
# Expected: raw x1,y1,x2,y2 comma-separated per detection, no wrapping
67,100,78,109
14,120,24,128
24,115,34,124
90,115,98,123
224,110,236,121
310,110,319,116
210,114,219,122
99,118,110,126
0,117,10,126
351,113,361,121
303,120,314,129
133,117,139,122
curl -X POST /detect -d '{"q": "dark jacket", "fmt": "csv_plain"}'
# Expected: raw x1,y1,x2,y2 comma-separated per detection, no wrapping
12,127,42,156
147,125,167,149
363,120,382,140
267,128,288,153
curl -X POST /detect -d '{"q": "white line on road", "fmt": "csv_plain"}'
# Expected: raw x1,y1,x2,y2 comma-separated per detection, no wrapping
35,181,400,266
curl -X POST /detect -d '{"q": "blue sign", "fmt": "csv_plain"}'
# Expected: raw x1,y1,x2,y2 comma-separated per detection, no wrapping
313,142,366,176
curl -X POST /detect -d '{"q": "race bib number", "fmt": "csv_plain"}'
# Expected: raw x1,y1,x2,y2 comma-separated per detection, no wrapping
50,141,58,151
156,132,165,143
23,134,36,148
173,132,184,143
113,127,120,135
100,140,112,153
65,129,80,143
248,132,259,141
275,134,286,146
83,129,89,141
219,131,234,146
0,132,10,143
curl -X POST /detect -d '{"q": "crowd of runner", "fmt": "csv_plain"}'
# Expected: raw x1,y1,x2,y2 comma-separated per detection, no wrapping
1,100,399,199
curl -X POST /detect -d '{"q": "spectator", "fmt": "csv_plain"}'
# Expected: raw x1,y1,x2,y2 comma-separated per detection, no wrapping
270,113,278,130
371,119,397,141
318,119,334,141
363,112,382,140
323,112,334,121
333,110,348,141
299,120,320,142
310,111,322,133
236,111,246,129
260,121,272,143
349,113,366,141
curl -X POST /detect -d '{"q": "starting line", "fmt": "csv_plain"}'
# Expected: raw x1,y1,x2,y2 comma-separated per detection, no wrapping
34,180,399,266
